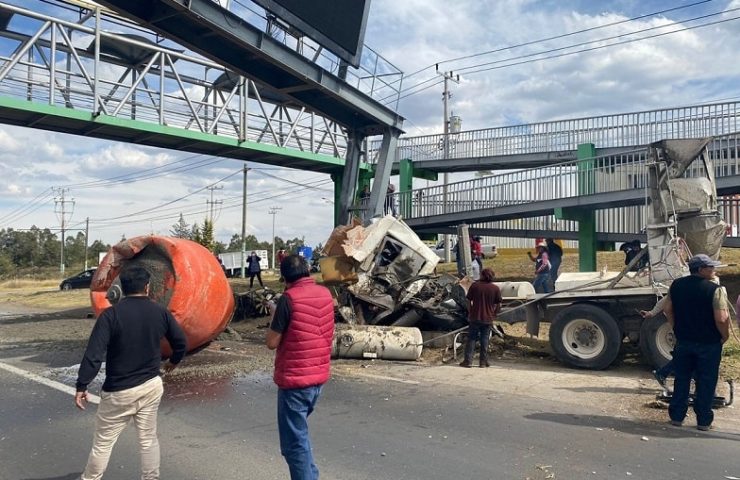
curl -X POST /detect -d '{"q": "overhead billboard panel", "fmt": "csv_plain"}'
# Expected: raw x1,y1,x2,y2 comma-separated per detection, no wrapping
252,0,371,68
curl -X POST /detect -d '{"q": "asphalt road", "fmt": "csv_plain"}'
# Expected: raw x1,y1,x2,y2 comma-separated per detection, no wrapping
1,362,739,480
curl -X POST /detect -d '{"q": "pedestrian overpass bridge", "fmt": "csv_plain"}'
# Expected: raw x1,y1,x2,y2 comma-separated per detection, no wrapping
2,0,740,251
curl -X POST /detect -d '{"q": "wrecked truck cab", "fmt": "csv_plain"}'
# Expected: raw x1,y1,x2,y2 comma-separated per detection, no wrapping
320,215,468,330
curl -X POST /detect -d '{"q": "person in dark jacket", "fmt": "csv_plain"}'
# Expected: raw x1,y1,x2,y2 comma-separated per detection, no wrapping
460,268,502,368
247,251,264,288
75,265,187,480
545,238,563,289
663,254,730,431
266,255,335,479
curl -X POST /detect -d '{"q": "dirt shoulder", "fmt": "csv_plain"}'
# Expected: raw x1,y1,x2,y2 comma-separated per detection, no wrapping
1,291,737,433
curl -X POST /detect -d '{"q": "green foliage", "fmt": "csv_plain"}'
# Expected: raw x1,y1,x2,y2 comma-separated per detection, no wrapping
0,226,111,275
170,213,191,239
195,218,215,251
191,222,202,245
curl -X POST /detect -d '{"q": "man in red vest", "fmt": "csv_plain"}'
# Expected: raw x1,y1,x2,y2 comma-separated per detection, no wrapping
266,254,335,479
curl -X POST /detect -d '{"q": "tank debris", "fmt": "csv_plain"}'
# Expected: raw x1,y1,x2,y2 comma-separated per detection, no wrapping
319,215,533,335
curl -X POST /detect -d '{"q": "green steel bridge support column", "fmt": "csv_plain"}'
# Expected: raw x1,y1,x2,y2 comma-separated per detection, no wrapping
555,143,597,272
399,158,413,218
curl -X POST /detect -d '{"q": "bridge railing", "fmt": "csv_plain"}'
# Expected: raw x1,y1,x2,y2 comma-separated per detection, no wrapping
389,135,740,236
369,101,740,163
0,1,348,157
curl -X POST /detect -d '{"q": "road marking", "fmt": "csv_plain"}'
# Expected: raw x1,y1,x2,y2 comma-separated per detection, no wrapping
0,361,100,405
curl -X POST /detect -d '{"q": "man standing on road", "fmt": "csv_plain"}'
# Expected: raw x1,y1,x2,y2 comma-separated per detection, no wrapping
663,254,730,431
247,251,264,288
266,254,335,479
460,268,502,368
75,265,187,480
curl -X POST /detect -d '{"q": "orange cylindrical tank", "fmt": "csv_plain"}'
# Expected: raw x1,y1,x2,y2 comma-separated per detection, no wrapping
90,236,235,357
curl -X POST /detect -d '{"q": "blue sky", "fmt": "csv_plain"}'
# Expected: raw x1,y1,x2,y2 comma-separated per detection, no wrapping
2,0,740,251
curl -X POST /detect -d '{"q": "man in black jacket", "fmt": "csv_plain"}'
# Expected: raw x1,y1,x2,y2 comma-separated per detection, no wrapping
663,254,729,431
75,266,187,480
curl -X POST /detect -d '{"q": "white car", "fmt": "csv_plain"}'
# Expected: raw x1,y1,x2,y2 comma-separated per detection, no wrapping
432,241,497,262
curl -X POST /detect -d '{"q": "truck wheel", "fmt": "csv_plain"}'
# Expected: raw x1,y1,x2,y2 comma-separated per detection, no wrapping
549,304,621,370
639,315,674,368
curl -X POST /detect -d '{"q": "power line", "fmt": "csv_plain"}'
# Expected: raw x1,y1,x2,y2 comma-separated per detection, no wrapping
461,12,740,77
397,0,716,83
453,6,740,76
384,8,740,106
87,169,244,223
0,187,54,224
85,178,334,229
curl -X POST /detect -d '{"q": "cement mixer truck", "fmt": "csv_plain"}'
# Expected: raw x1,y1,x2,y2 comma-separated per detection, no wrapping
522,138,727,370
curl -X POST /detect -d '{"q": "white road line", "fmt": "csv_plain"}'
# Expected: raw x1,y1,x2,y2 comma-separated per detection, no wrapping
0,361,100,405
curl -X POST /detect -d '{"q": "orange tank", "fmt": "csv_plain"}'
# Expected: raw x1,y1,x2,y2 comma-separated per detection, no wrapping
90,236,235,357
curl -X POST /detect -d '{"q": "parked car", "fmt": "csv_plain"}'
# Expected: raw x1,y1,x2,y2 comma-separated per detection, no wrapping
59,268,96,290
432,240,497,262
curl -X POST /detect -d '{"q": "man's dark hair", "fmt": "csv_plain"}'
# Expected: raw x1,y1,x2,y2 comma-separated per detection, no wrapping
119,265,151,295
480,268,495,283
280,254,310,283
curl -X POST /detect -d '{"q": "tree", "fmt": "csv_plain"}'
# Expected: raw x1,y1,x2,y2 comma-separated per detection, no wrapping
196,218,215,251
191,222,201,245
170,214,191,239
89,240,111,265
212,241,227,254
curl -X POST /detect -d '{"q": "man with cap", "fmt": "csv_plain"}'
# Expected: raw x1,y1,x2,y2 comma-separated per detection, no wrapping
663,254,730,431
527,241,551,293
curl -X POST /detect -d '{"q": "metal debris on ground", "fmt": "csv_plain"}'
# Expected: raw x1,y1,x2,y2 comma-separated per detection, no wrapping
234,288,279,319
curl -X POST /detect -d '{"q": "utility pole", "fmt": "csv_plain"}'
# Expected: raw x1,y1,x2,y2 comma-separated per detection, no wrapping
269,206,282,269
53,188,75,274
84,216,89,270
206,184,224,222
437,65,460,263
240,166,249,278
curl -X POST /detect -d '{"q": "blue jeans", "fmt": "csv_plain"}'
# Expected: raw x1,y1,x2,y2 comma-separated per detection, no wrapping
533,273,551,293
669,340,722,427
278,385,323,480
464,322,492,365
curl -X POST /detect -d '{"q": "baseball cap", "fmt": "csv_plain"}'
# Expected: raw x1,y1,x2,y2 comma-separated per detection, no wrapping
687,254,724,270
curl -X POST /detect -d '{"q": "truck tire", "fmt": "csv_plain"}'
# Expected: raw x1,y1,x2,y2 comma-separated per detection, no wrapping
639,315,674,368
549,304,621,370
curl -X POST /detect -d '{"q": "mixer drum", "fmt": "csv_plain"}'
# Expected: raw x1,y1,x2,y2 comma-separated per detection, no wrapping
91,236,235,357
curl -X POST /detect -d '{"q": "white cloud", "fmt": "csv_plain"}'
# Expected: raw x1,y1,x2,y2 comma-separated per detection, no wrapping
4,0,740,250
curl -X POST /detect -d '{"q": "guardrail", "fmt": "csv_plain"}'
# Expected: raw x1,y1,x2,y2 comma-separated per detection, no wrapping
375,135,740,236
0,0,350,157
369,101,740,163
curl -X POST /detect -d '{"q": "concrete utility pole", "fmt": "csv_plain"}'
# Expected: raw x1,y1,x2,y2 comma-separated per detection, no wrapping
437,66,460,263
84,217,89,270
206,184,224,222
53,188,75,274
269,206,282,269
240,166,249,278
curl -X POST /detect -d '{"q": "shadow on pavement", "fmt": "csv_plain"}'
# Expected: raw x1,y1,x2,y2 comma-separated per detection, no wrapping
525,412,740,441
